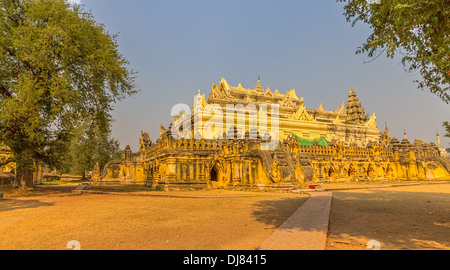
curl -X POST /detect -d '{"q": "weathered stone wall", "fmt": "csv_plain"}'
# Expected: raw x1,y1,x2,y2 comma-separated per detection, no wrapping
94,133,450,188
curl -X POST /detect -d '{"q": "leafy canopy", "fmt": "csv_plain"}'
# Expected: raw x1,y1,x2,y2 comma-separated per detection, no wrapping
445,121,450,138
0,0,136,177
338,0,449,103
61,112,122,178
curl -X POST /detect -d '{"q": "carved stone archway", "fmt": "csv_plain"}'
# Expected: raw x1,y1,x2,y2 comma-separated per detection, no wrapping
211,166,219,182
209,160,225,187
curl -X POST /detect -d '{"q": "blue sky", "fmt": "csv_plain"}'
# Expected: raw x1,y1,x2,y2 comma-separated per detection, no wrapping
78,0,449,151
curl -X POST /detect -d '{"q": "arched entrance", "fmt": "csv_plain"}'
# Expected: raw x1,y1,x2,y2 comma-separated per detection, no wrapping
211,166,219,182
209,160,227,187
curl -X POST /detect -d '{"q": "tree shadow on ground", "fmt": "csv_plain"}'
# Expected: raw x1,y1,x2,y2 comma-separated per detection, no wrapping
328,189,450,250
251,196,310,229
0,199,54,213
1,185,77,199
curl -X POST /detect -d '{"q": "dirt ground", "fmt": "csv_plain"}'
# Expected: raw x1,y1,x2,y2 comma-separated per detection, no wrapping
0,186,309,250
1,181,450,250
326,183,450,250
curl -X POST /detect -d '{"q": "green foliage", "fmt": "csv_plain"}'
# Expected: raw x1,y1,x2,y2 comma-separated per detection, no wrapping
0,0,136,186
338,0,449,103
444,122,450,152
61,112,122,178
444,121,450,138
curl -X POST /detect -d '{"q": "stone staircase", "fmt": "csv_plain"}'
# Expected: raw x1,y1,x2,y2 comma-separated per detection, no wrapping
256,150,297,187
273,150,296,184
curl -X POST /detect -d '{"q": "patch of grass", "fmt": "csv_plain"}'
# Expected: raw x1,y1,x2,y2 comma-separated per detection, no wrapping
0,186,43,197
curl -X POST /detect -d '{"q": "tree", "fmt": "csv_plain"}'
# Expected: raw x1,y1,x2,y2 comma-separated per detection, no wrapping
445,121,450,151
0,0,136,188
61,112,122,180
338,0,449,103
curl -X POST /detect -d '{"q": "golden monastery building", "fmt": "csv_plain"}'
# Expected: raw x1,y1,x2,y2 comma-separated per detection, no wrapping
92,78,450,189
0,144,14,173
0,144,49,186
0,144,16,185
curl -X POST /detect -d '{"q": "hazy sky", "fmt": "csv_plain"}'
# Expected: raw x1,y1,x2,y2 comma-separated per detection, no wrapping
78,0,449,151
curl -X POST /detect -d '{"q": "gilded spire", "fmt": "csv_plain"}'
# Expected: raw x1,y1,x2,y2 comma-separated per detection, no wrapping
437,131,445,148
401,130,410,145
255,76,264,92
380,122,390,146
349,88,356,96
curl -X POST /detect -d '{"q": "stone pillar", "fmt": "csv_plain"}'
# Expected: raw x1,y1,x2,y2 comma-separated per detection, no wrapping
233,161,241,185
239,161,244,185
409,150,418,179
182,163,187,181
246,160,252,185
205,164,210,182
195,160,200,182
125,163,131,182
176,162,181,181
199,162,205,182
189,163,194,182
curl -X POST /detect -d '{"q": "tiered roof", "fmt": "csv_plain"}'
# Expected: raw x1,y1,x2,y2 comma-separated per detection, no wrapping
205,78,377,126
346,88,369,124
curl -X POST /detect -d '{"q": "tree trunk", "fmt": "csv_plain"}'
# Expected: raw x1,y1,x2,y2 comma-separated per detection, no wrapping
14,170,34,189
12,156,35,189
